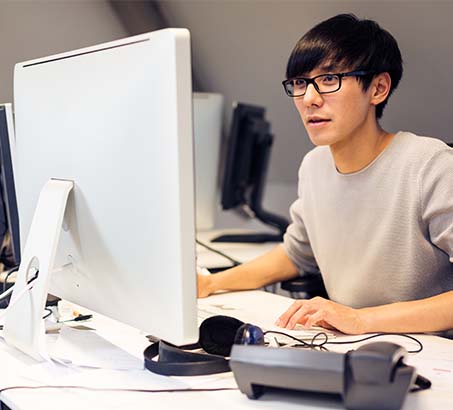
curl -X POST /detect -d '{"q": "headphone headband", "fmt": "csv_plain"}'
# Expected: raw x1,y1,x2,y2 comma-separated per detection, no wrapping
144,340,230,376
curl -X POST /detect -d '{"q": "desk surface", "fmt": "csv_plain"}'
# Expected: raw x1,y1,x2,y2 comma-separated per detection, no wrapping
196,229,277,269
1,290,453,409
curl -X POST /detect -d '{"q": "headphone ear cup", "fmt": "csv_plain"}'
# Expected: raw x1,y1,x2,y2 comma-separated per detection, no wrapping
199,315,244,357
234,323,265,346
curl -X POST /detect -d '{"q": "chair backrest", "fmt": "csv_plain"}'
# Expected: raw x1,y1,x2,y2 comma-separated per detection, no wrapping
280,273,328,299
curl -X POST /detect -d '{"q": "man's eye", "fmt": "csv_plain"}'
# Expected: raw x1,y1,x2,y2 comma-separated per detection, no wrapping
294,79,306,87
322,75,337,83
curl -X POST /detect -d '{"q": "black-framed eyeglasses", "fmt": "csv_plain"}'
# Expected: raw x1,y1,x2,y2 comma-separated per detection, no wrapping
281,70,373,97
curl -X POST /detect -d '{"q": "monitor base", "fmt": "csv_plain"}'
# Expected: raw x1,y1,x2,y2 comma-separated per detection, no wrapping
3,179,73,361
211,232,283,243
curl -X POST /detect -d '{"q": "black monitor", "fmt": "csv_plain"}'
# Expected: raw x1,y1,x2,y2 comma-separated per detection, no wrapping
212,102,288,243
0,104,21,268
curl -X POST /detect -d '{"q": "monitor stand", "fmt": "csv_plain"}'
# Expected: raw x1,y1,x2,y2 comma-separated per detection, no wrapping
211,195,288,243
211,232,283,243
3,179,73,361
213,125,288,244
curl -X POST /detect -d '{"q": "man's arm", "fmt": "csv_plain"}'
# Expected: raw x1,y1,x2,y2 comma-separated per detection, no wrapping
197,245,299,298
360,291,453,333
276,291,453,334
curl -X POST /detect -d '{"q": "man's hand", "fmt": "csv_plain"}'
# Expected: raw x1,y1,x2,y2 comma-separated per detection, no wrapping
197,272,214,298
275,296,367,335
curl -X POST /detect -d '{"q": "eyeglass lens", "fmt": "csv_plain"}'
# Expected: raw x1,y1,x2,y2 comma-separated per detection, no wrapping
286,74,341,96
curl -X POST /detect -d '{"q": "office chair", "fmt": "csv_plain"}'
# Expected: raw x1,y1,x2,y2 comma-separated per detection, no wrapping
280,272,328,299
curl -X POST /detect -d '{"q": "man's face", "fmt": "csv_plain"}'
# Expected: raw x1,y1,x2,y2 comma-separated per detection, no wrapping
292,65,375,148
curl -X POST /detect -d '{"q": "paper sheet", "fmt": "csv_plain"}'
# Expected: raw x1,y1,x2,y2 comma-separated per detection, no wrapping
60,367,190,390
51,326,144,370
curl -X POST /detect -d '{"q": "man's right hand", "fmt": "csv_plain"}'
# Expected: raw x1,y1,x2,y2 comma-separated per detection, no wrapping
196,245,298,299
197,272,214,298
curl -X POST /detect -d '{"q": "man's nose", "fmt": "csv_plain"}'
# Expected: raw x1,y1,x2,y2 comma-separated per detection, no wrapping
303,83,323,107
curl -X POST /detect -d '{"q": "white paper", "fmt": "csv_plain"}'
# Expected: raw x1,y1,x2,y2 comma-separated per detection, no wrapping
175,372,237,390
22,360,81,384
60,367,190,390
51,326,144,370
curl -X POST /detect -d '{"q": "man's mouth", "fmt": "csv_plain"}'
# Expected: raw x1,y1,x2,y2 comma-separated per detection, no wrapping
307,117,331,125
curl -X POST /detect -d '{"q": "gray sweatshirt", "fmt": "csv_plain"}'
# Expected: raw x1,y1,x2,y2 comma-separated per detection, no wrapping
283,131,453,308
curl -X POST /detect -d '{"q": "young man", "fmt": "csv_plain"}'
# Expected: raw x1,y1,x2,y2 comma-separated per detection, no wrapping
198,14,453,335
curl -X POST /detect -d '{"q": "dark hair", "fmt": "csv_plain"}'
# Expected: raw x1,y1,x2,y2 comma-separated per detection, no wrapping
285,14,403,119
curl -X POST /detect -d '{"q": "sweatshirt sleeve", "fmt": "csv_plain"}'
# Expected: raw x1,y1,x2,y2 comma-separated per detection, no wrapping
419,148,453,263
282,161,320,274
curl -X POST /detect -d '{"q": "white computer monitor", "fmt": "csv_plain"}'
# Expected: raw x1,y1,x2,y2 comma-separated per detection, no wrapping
5,29,198,360
193,92,223,231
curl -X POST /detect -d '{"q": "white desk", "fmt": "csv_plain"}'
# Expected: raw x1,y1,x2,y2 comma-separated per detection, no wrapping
196,229,277,269
0,290,453,410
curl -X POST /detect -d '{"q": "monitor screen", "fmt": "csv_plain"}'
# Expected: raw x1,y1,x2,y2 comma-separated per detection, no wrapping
214,102,288,243
0,104,20,268
220,103,266,210
10,29,198,354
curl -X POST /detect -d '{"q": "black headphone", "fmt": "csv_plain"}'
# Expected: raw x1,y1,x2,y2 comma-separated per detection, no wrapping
144,315,265,376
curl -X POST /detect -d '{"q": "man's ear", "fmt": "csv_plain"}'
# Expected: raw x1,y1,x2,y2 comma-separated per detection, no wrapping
370,72,392,107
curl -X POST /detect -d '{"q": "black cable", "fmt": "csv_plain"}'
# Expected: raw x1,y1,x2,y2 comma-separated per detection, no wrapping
0,306,62,330
263,331,424,353
264,330,330,351
324,332,424,353
42,308,53,320
2,265,18,293
27,269,39,285
0,385,238,394
196,239,241,267
58,314,93,324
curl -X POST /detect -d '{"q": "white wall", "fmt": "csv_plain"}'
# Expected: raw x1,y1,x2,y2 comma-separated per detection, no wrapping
3,1,452,230
160,0,453,185
3,1,452,186
0,0,128,104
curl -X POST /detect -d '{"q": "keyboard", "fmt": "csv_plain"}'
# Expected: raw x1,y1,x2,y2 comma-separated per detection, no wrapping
197,292,335,343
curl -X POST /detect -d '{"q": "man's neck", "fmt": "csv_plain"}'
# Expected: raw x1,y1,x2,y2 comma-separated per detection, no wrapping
330,124,395,174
